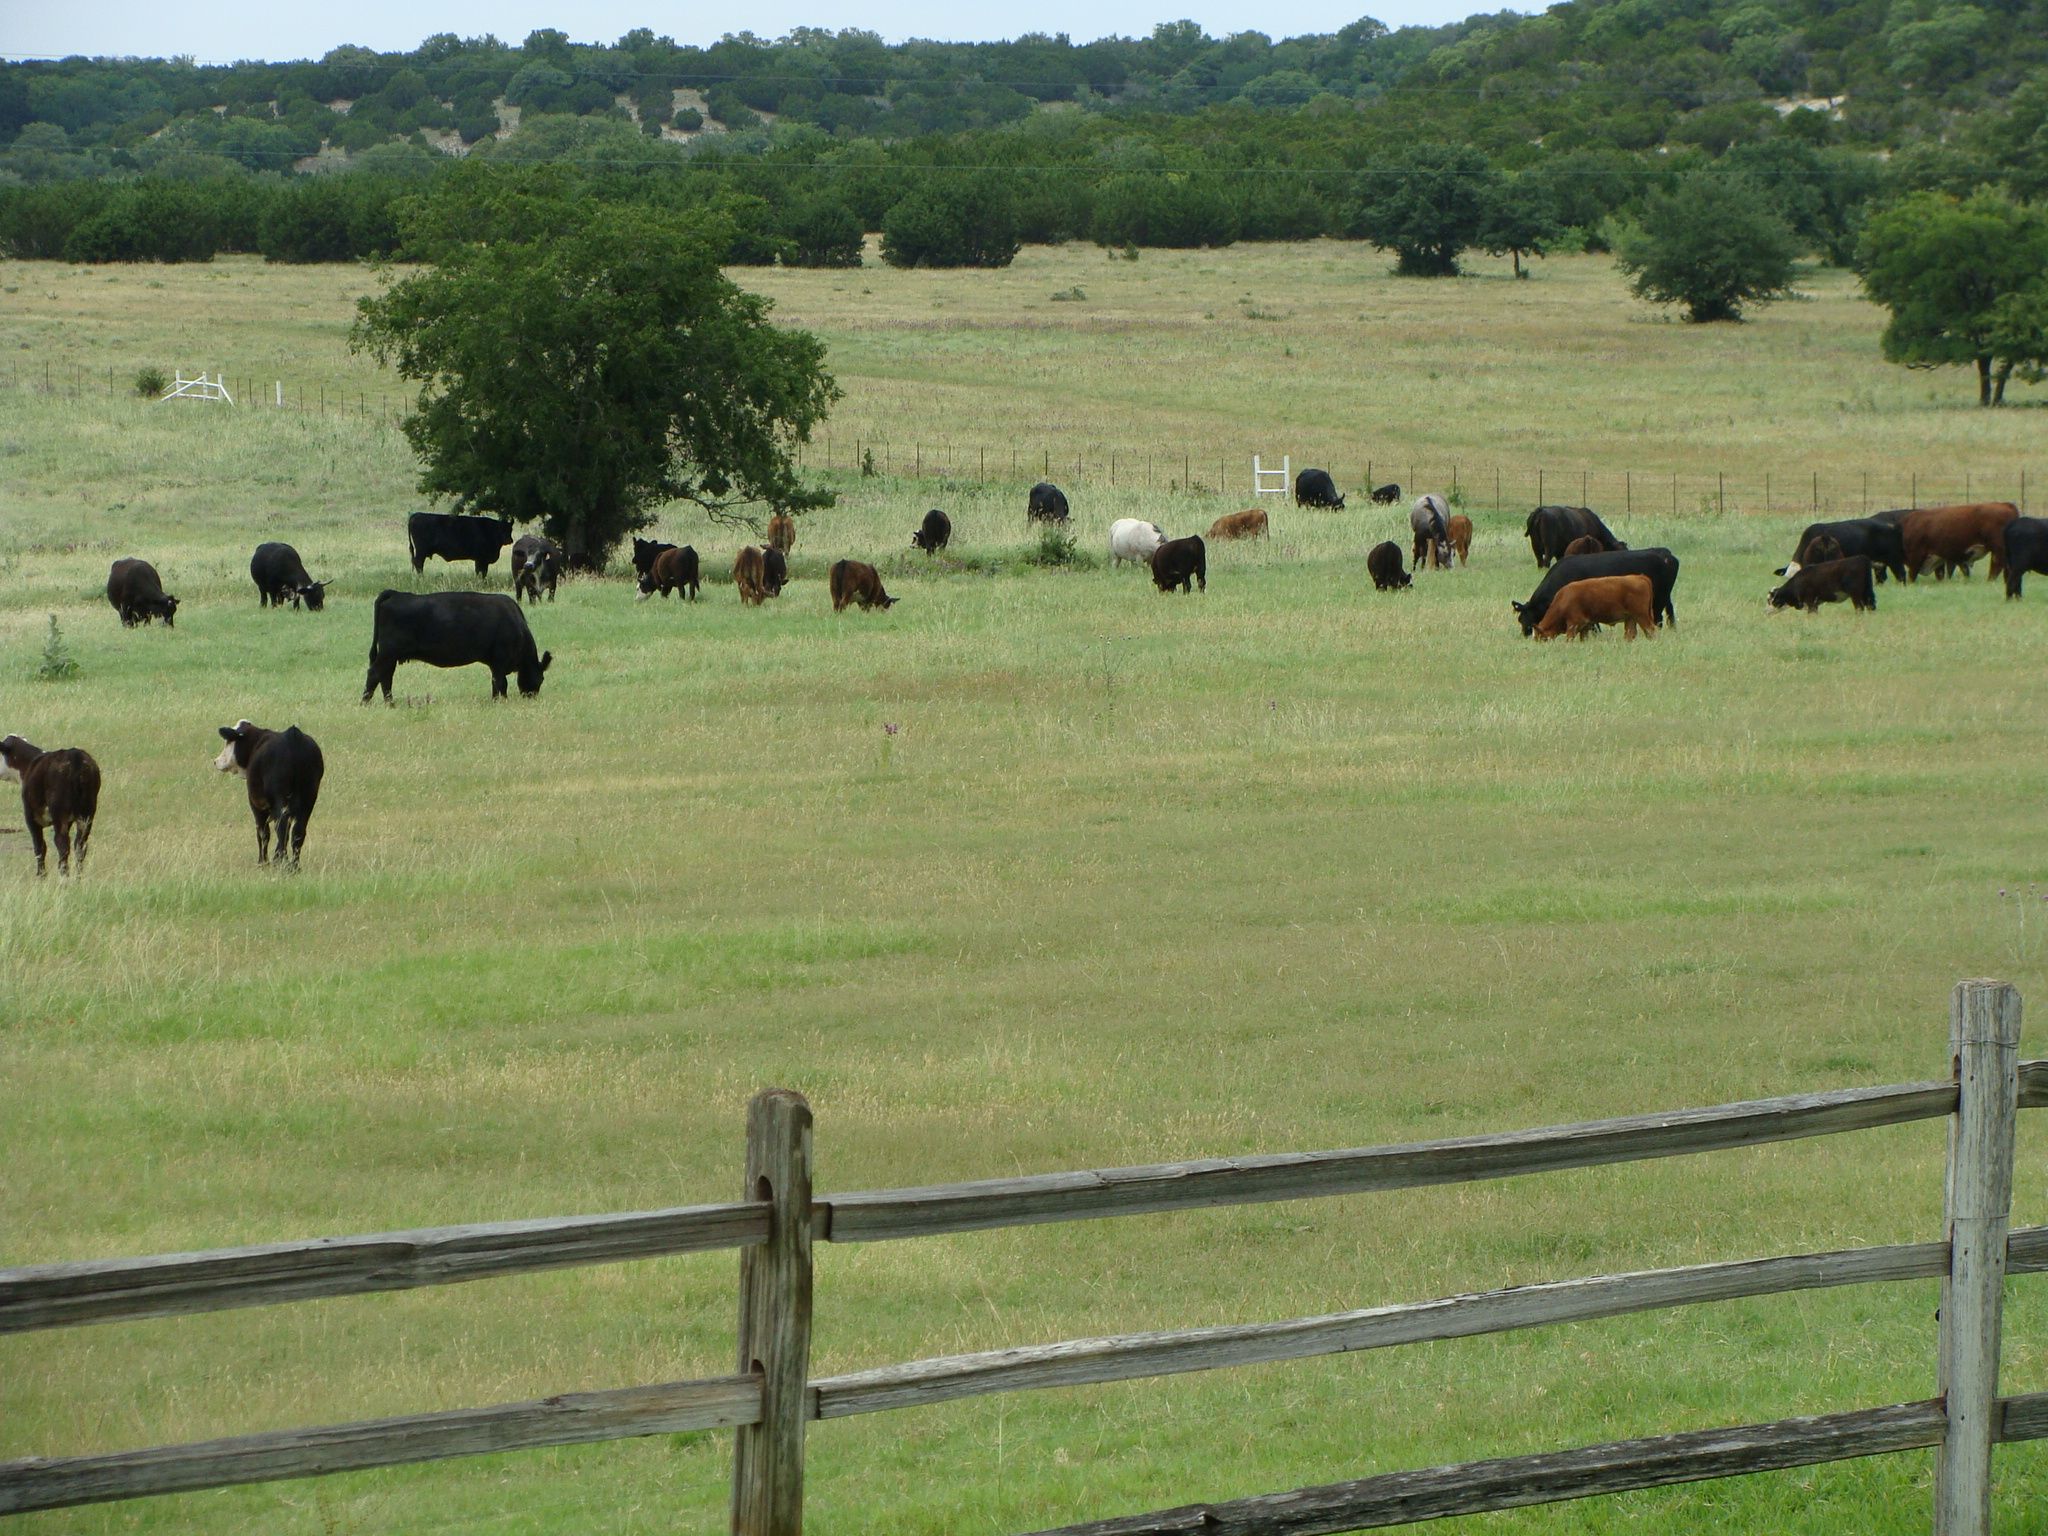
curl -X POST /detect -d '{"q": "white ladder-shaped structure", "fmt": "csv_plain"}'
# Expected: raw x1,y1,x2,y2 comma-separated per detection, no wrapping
161,371,233,404
1251,453,1290,501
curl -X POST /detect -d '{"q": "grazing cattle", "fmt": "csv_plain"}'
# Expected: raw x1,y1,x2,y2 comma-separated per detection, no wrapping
829,559,897,611
1411,496,1454,570
1524,506,1624,567
106,558,178,627
1788,518,1908,584
766,514,796,554
361,591,551,703
249,543,327,610
1446,514,1472,566
1533,575,1658,640
1561,534,1603,560
2001,516,2048,599
407,512,514,577
637,545,700,601
213,720,324,868
1514,549,1680,635
1901,503,2019,583
1767,556,1878,614
1295,468,1345,510
0,735,99,877
912,509,952,555
632,538,678,579
1366,541,1412,590
1028,483,1070,524
1369,483,1401,506
734,546,786,605
1208,509,1269,541
763,546,788,596
1797,534,1844,567
1870,509,1971,579
511,535,563,605
1110,518,1167,566
1150,535,1207,593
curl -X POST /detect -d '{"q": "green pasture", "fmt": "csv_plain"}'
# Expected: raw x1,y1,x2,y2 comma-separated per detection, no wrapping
0,246,2044,1534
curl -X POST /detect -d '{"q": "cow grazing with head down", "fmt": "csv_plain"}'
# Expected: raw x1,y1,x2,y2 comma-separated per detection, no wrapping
407,512,514,577
1524,506,1624,567
362,591,550,703
1534,575,1658,640
1789,518,1907,584
734,546,787,605
912,509,952,554
511,535,563,605
1514,549,1679,635
1768,556,1877,614
1367,542,1411,590
1110,519,1166,566
250,543,328,610
1209,509,1269,541
632,538,678,579
107,558,178,627
213,720,324,868
829,559,897,611
1411,496,1454,570
2001,517,2048,599
1901,503,2019,583
1295,468,1344,510
1150,535,1206,593
638,545,700,601
1446,514,1472,566
1369,483,1401,506
0,735,99,877
1028,483,1071,524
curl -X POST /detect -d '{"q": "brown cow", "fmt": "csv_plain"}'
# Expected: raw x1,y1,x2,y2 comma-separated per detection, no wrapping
1,735,100,876
1533,575,1657,640
829,559,897,611
1208,508,1268,541
766,514,796,554
1901,503,2018,582
734,546,772,605
1560,534,1604,560
638,545,700,601
1446,514,1472,566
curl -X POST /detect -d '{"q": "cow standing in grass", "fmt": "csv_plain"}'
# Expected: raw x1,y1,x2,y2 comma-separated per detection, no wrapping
214,720,324,868
0,735,99,877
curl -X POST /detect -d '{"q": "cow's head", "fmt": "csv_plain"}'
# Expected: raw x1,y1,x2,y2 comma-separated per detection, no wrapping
296,581,328,612
215,720,257,775
1511,599,1537,636
636,570,659,600
1765,583,1798,610
518,651,553,697
0,734,35,781
158,594,179,627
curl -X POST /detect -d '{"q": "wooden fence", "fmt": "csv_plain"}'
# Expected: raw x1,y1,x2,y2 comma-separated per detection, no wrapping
2,979,2043,1533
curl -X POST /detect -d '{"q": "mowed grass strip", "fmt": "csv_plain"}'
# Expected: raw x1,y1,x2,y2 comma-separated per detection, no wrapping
1,252,2045,1534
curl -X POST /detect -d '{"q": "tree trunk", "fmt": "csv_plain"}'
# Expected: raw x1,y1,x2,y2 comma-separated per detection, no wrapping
1993,361,2012,406
1977,355,1992,407
1512,248,1525,279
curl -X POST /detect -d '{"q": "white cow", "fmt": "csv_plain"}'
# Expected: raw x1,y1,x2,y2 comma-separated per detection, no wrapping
1109,518,1166,567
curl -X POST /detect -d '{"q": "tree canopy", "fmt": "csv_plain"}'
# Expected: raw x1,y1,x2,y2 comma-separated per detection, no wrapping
350,195,839,564
1615,171,1799,322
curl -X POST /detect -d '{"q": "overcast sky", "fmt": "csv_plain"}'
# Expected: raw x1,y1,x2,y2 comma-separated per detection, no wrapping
5,2,1528,65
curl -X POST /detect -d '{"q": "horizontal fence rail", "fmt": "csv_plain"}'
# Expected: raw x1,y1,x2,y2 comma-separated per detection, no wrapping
0,1200,769,1336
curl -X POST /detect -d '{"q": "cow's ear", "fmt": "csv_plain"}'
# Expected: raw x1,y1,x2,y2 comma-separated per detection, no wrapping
219,726,236,741
540,651,552,673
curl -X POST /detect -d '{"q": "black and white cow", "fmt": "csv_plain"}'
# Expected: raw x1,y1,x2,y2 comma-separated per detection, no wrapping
214,720,325,867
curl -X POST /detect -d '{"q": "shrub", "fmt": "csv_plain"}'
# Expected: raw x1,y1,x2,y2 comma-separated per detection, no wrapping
36,615,78,682
133,365,167,398
880,175,1020,269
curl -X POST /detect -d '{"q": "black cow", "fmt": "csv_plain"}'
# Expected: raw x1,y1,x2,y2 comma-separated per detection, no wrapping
1369,483,1401,506
912,509,952,554
1768,556,1877,614
250,543,327,610
1150,535,1207,593
762,546,789,597
1367,541,1411,590
2002,517,2048,599
638,545,700,601
107,558,179,627
1524,506,1624,567
1295,468,1344,510
362,591,551,703
407,512,514,577
1787,519,1908,584
0,735,99,876
1028,483,1070,524
511,534,563,604
632,538,678,579
214,720,324,867
1513,549,1680,635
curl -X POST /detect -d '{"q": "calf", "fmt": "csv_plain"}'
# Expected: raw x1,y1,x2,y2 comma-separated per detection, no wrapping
407,512,514,577
363,590,551,702
1901,503,2018,583
1561,534,1604,560
1514,549,1679,635
1028,483,1070,524
213,720,324,868
829,559,898,611
107,558,178,627
632,538,678,579
1295,468,1344,510
511,534,563,604
1524,505,1623,567
1366,541,1411,590
2002,516,2048,599
638,545,701,601
1411,495,1453,571
1533,575,1657,640
1446,514,1472,566
0,735,99,877
1767,555,1877,614
1150,535,1207,593
1789,518,1907,583
912,509,952,555
1208,508,1268,541
1110,518,1166,566
766,514,796,553
1369,483,1401,506
250,543,327,610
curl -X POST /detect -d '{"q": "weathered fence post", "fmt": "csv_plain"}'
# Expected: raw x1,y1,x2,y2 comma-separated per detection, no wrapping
731,1089,815,1536
1934,979,2020,1536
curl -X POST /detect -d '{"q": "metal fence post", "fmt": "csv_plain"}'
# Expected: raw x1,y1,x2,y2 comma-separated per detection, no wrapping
1933,980,2020,1536
731,1089,815,1536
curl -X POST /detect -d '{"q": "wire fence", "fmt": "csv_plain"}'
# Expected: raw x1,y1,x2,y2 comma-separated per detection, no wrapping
13,360,2034,521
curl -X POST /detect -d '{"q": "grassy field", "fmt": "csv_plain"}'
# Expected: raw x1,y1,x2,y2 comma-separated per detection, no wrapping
0,245,2044,1535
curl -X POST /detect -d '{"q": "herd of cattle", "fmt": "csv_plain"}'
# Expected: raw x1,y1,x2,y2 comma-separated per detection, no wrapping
6,472,2040,876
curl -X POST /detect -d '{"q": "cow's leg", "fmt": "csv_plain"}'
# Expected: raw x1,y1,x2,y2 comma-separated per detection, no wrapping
51,816,73,875
252,803,271,864
475,560,490,577
491,670,508,699
26,816,47,876
274,810,294,868
71,816,90,872
288,808,310,868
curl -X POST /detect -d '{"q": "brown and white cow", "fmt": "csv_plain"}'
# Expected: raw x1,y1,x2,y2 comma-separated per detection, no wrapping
1208,508,1269,541
829,559,898,611
1,735,100,876
1533,575,1657,640
214,720,325,868
1900,503,2019,582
